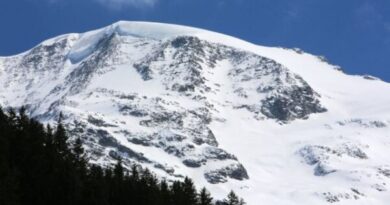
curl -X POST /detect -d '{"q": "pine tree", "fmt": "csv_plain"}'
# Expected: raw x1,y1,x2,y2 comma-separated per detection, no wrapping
16,106,29,131
82,165,109,205
141,168,158,188
224,191,240,205
6,108,17,125
159,179,171,205
113,159,124,181
73,138,84,158
111,159,126,205
182,177,198,205
130,164,139,181
199,187,213,205
72,137,87,176
0,108,20,205
171,180,184,205
54,113,69,157
44,124,54,147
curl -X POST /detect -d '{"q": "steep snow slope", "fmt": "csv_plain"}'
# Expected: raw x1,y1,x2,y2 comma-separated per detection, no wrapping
1,21,390,205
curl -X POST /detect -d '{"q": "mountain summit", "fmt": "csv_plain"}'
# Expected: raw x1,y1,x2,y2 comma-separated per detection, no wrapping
1,21,390,204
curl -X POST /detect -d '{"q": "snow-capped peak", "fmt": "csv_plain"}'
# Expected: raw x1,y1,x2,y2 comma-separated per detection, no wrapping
68,21,255,63
1,21,390,205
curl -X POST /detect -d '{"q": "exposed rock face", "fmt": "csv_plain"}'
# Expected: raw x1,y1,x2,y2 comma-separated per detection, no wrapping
260,85,326,121
133,35,326,122
299,143,369,176
205,164,249,184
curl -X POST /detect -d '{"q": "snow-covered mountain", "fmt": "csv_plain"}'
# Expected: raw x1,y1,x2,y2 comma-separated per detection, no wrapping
1,21,390,204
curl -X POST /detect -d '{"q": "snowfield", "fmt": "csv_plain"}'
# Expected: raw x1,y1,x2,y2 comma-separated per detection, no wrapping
1,21,390,205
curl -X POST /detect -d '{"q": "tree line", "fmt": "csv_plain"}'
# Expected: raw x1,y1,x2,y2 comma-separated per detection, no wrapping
0,107,245,205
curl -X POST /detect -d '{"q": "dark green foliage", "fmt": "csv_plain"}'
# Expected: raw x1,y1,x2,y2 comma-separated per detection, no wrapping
0,107,244,205
159,179,171,205
54,112,69,158
223,191,246,205
170,177,198,205
182,177,199,205
199,187,213,205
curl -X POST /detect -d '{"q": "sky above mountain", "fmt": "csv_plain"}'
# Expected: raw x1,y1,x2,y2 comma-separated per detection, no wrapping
0,0,389,81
